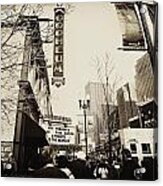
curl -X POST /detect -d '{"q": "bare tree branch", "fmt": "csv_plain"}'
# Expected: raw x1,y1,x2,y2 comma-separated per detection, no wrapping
1,5,27,47
1,4,45,129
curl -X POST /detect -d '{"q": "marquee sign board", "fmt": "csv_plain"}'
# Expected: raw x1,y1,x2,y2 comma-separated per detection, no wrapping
46,124,75,145
52,7,65,87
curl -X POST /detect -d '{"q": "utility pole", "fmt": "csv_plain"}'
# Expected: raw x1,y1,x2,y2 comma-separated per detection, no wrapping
104,59,112,166
106,77,112,166
84,108,88,157
79,99,90,157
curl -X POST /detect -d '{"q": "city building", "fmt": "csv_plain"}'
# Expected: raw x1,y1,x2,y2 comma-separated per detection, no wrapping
118,98,158,180
119,128,157,163
116,85,138,129
116,81,158,175
137,99,157,128
129,99,157,129
85,82,108,145
1,16,52,173
135,53,154,103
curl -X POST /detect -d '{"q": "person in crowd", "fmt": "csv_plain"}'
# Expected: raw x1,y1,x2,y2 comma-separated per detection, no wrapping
1,161,4,176
133,166,146,180
55,153,74,179
111,160,121,180
94,158,110,179
27,154,45,176
68,156,95,179
31,146,69,178
120,149,140,180
89,158,97,175
2,154,17,177
85,156,91,169
141,157,157,180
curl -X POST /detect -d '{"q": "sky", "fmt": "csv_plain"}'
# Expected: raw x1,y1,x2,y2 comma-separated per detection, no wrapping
42,2,145,123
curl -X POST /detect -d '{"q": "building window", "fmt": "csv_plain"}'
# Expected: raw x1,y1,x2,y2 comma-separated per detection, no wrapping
130,143,137,154
141,143,151,154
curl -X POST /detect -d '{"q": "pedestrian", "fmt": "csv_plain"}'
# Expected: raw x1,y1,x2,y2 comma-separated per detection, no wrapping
120,149,140,180
31,146,69,178
141,157,156,180
3,154,17,177
56,154,74,179
94,159,110,179
68,158,95,179
111,161,121,180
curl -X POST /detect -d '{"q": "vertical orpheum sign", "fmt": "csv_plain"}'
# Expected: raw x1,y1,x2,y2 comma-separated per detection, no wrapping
52,7,65,87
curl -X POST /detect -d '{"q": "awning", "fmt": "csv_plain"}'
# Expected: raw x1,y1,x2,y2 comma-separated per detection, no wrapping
24,114,48,147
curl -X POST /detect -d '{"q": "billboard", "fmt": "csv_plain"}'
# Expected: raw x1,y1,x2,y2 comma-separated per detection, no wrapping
115,3,146,50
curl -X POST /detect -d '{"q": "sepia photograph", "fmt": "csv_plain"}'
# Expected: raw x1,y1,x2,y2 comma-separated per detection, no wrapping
1,0,158,180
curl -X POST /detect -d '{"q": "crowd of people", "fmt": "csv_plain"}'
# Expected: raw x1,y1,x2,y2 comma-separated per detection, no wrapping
1,147,157,180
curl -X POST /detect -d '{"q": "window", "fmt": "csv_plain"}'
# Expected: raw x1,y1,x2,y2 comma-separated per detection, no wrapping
130,143,137,154
141,143,151,154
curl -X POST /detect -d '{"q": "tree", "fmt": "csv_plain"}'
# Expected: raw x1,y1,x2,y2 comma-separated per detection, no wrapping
92,53,123,164
1,3,75,140
1,5,45,133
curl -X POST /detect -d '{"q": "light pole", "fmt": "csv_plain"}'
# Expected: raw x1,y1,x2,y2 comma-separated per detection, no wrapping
79,99,90,157
106,77,112,166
